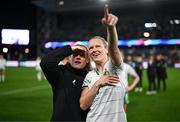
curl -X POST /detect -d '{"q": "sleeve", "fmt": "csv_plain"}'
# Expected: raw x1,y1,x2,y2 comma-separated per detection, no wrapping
127,64,138,77
82,73,91,89
40,45,72,86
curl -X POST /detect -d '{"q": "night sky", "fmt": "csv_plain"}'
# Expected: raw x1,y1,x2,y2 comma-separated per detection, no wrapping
0,0,36,29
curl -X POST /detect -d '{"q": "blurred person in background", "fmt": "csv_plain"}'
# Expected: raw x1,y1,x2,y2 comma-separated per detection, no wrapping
121,53,140,110
155,53,168,91
134,55,144,92
126,54,136,68
35,56,44,81
123,55,139,111
40,44,91,121
0,53,6,82
146,55,157,95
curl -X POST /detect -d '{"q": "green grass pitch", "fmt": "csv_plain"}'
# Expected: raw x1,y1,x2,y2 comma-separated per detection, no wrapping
0,67,180,121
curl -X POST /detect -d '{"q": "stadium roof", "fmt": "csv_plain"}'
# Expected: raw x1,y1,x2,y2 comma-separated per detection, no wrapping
31,0,180,14
0,0,180,15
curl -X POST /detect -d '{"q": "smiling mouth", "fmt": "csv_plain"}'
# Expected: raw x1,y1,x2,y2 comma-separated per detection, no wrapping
92,53,100,57
74,61,81,64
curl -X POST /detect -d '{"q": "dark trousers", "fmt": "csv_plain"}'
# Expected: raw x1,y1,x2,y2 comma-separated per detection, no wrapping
157,77,166,91
136,73,142,88
148,75,156,91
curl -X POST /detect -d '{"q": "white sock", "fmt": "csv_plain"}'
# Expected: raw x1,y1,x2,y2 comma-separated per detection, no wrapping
37,72,42,81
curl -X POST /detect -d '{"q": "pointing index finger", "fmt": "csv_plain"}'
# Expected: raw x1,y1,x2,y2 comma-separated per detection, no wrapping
104,4,109,20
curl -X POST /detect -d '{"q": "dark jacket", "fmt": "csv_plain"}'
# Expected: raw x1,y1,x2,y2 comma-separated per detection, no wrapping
147,62,156,77
134,61,143,76
155,59,167,79
40,45,88,121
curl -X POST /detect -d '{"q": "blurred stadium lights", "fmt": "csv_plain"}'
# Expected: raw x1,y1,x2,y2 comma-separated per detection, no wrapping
145,23,157,28
6,61,19,67
45,41,88,48
19,61,36,67
144,39,152,46
25,48,29,54
74,41,85,45
44,39,180,48
58,0,64,6
174,63,180,68
6,61,36,67
143,32,150,37
99,0,108,2
170,20,174,24
174,19,180,24
2,47,8,53
170,19,180,25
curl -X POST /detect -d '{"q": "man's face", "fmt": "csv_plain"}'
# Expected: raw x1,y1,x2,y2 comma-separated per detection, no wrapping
88,38,108,63
69,46,88,70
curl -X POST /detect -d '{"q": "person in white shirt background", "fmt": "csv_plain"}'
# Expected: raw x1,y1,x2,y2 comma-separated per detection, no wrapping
35,56,45,81
0,53,6,82
122,58,140,111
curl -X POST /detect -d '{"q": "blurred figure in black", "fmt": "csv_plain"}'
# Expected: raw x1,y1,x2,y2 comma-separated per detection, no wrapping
134,54,143,92
146,55,157,95
155,53,168,91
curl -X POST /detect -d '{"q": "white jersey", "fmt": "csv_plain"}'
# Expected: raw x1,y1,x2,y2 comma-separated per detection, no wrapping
122,63,138,87
82,60,127,122
0,59,6,70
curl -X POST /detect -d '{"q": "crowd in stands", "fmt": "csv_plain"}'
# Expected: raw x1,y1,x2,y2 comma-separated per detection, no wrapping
55,13,180,40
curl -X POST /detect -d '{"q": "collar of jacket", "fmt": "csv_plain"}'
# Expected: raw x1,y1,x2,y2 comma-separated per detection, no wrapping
66,63,87,76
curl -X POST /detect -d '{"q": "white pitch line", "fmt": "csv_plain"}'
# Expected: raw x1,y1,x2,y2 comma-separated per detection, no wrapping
0,85,49,96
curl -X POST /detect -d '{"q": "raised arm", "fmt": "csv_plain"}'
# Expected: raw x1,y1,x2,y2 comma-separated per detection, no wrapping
101,5,123,66
40,45,72,85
